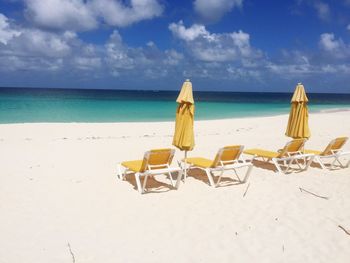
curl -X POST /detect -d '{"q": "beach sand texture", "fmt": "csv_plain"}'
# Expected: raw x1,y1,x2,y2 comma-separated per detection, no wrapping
0,111,350,263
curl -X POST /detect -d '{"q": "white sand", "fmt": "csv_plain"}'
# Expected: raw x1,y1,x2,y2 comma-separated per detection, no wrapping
0,111,350,263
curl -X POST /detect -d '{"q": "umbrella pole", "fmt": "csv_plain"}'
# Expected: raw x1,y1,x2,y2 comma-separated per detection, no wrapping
184,150,187,181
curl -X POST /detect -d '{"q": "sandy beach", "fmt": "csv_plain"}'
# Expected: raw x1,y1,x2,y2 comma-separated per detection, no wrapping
0,111,350,263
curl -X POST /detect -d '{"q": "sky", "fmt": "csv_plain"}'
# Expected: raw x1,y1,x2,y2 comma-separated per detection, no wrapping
0,0,350,93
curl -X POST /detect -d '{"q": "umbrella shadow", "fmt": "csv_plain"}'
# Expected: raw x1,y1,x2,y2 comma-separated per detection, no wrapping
187,168,246,187
121,173,176,194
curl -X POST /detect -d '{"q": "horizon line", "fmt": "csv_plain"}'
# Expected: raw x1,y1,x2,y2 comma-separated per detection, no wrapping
1,86,350,95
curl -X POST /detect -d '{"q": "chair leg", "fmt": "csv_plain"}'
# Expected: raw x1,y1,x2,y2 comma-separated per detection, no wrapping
205,168,215,187
177,161,187,182
168,172,175,187
284,159,293,173
316,156,326,169
304,155,314,171
242,165,253,183
233,169,241,183
272,158,283,174
294,158,303,170
117,164,123,180
175,170,183,189
134,173,143,194
142,174,149,192
334,156,346,168
330,157,338,169
214,170,224,187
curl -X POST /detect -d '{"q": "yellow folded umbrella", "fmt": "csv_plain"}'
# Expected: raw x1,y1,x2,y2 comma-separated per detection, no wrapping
285,83,311,139
173,79,195,151
173,79,195,181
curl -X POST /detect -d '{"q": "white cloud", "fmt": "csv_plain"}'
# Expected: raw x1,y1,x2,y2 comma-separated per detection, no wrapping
267,63,314,77
105,30,136,70
347,24,350,30
319,33,350,58
164,49,184,65
292,1,332,22
90,0,163,27
0,13,74,58
194,0,243,22
23,0,163,31
168,21,208,41
313,1,330,20
319,33,341,51
0,13,83,71
13,29,72,57
0,14,21,44
169,21,261,62
24,0,97,31
0,12,183,77
104,30,183,76
227,66,262,80
73,57,101,70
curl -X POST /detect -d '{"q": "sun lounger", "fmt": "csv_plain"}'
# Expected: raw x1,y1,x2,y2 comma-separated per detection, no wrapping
244,139,315,174
304,137,350,169
117,148,182,194
179,145,253,187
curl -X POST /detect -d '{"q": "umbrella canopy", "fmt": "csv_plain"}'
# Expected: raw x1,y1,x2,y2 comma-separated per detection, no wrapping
172,79,195,151
285,83,311,139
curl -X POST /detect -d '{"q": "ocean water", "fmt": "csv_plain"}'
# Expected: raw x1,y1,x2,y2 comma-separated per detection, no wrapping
0,88,349,123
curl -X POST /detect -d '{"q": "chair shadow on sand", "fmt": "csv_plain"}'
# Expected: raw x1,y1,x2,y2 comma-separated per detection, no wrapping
186,168,247,188
309,161,345,170
122,172,179,194
251,159,315,174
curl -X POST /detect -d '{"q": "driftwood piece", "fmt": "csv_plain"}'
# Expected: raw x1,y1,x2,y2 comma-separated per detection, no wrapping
299,187,329,200
338,225,350,236
67,243,76,263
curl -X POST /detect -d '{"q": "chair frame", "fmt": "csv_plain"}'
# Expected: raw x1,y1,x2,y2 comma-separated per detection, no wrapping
248,140,315,174
307,137,350,170
117,149,182,194
313,149,350,170
270,152,315,174
178,146,253,188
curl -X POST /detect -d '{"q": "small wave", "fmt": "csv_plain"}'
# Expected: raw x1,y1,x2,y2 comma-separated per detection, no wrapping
318,108,350,113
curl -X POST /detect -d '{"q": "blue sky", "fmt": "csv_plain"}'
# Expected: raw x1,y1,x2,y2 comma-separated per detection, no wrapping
0,0,350,93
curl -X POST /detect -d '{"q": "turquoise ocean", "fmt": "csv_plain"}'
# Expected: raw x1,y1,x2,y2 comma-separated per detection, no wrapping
0,88,349,123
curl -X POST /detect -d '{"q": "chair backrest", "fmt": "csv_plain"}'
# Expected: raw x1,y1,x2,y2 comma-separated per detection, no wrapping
321,137,348,156
278,138,306,158
211,145,244,168
140,148,175,172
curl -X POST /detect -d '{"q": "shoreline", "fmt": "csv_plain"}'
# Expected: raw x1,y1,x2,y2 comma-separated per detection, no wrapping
0,107,349,126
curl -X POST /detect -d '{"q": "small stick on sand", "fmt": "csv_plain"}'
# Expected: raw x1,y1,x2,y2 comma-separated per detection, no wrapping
338,225,350,236
299,187,329,200
243,183,250,198
67,243,76,263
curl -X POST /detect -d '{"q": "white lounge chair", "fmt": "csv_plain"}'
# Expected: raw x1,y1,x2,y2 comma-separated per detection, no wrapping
244,139,315,174
304,137,350,170
178,145,253,188
117,148,182,194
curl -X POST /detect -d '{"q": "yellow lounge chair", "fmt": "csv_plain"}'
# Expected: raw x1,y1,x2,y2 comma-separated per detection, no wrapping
117,148,182,194
304,137,350,170
178,145,253,187
244,139,315,174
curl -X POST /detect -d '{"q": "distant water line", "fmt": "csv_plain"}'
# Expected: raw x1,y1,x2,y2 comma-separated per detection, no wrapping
0,88,349,123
